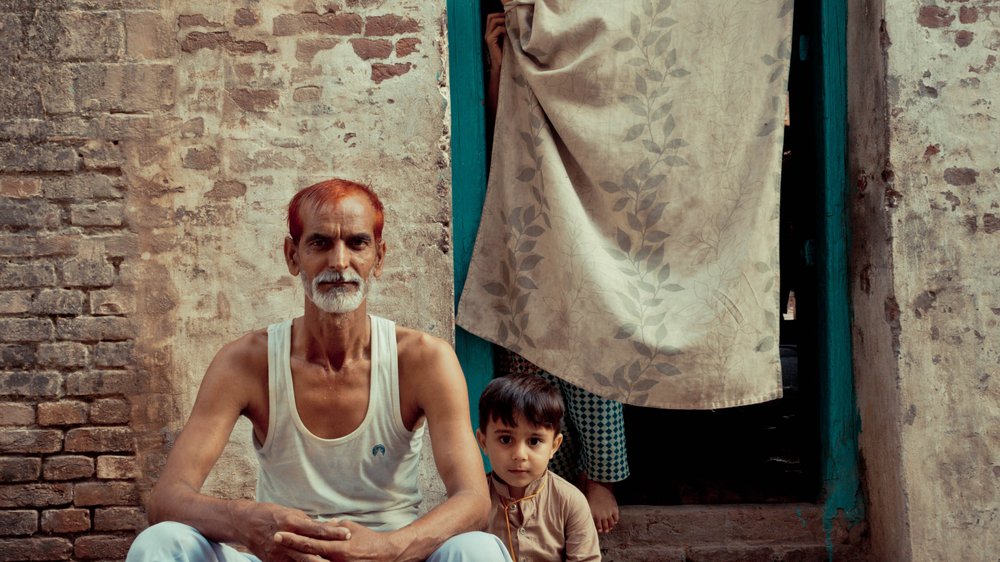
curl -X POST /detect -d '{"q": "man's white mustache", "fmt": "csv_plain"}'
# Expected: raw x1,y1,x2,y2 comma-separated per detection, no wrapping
313,270,363,285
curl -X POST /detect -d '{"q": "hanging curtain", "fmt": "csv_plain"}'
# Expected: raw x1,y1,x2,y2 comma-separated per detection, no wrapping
457,0,794,409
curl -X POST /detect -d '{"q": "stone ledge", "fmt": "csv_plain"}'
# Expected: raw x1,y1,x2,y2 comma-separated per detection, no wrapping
601,504,868,561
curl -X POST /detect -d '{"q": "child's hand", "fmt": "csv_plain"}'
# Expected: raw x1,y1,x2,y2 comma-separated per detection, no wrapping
484,12,506,74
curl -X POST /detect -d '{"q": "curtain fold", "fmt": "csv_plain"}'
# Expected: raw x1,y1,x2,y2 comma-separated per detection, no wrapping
457,0,794,409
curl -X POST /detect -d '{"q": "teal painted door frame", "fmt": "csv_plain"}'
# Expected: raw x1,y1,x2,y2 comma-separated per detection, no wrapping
813,0,864,539
447,0,494,435
445,0,861,534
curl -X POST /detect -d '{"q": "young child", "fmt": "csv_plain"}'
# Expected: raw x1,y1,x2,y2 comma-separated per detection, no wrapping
477,375,601,562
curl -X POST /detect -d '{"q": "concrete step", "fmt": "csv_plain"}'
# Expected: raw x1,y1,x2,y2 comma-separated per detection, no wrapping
599,504,869,561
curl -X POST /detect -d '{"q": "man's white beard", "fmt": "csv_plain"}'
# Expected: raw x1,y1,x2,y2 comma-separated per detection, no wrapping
301,269,370,314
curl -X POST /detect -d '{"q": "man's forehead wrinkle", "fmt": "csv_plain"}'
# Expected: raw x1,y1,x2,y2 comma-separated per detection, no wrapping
302,197,377,236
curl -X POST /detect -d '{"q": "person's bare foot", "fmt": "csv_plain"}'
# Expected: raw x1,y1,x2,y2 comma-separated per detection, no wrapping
584,478,620,533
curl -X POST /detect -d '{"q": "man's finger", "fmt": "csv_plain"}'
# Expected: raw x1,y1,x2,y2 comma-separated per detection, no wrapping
281,547,329,562
282,518,350,540
274,531,351,555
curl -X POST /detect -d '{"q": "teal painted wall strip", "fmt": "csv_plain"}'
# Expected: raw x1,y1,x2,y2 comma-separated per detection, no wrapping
446,0,495,437
816,0,863,551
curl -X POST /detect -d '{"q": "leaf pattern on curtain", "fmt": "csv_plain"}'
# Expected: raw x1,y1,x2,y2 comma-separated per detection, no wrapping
458,0,793,409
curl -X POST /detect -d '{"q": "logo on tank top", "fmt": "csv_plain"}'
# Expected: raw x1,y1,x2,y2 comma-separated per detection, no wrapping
372,444,386,457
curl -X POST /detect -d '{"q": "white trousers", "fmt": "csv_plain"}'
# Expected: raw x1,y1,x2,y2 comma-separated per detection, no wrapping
126,522,513,562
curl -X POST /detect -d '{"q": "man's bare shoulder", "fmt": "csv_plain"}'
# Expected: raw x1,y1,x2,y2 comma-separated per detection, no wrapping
208,326,271,380
394,325,456,365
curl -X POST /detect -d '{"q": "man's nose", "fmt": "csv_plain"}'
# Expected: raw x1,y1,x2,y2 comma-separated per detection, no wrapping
328,242,350,270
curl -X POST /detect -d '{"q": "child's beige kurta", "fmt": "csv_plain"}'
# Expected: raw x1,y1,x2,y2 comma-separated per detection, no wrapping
486,471,600,562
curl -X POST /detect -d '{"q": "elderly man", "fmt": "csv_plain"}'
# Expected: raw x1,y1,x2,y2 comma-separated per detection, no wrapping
127,179,510,562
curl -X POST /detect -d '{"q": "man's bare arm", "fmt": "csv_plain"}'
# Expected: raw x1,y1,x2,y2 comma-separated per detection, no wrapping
147,333,345,561
388,334,491,560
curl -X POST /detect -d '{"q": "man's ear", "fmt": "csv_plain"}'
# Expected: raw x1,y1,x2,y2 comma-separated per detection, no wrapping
475,428,488,451
550,432,564,459
373,238,387,279
284,236,300,276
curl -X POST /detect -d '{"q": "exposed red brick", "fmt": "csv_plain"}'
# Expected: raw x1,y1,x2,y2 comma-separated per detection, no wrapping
0,483,73,508
205,180,248,199
92,342,133,368
0,319,55,342
0,457,40,482
364,14,421,37
295,38,340,63
94,506,146,531
180,31,229,52
959,5,978,23
56,317,133,341
65,427,134,453
37,401,89,426
371,62,412,84
955,30,973,47
0,177,41,198
0,403,34,426
74,481,139,506
74,535,132,560
0,372,61,397
0,290,31,314
177,14,223,28
182,146,220,170
0,429,63,454
984,214,1000,234
917,6,954,28
0,235,77,258
36,342,88,368
227,89,280,112
96,455,137,479
923,144,941,159
293,86,323,103
273,12,363,36
66,371,138,397
90,288,135,316
350,38,392,60
0,509,37,536
89,398,130,424
395,38,420,57
226,40,269,55
0,538,72,560
43,455,95,480
943,167,978,185
41,508,91,533
234,8,258,27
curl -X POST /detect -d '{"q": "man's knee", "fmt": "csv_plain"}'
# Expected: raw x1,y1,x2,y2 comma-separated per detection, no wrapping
127,521,219,562
428,531,512,562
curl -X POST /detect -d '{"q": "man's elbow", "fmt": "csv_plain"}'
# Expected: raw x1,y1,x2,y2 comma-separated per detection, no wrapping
145,482,172,525
468,491,492,531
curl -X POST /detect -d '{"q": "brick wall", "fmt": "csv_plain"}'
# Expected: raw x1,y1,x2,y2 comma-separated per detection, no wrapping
1,1,450,560
1,1,148,559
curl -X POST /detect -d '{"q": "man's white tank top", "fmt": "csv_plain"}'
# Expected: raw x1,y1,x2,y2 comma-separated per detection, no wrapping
254,315,425,531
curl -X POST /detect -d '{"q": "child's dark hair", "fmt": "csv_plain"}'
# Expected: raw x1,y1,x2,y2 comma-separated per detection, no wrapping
478,375,564,432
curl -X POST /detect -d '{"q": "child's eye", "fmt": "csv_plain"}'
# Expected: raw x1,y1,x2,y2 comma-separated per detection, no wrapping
498,436,512,445
528,437,542,446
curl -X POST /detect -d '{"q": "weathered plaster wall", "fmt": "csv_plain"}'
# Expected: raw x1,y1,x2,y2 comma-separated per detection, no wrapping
853,0,1000,559
1,0,452,556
